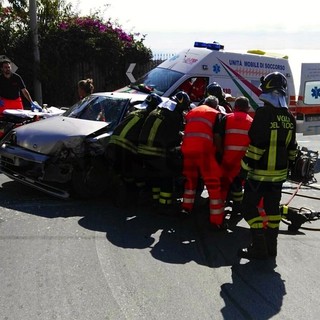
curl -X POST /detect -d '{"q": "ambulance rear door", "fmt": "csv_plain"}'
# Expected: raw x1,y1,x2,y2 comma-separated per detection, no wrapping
296,63,320,135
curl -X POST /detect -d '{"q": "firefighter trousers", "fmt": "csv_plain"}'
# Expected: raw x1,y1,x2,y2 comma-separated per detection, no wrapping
242,180,283,230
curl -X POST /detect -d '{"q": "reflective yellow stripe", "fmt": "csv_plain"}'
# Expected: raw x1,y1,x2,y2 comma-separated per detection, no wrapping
281,205,288,215
268,129,277,170
231,191,243,201
268,222,280,228
138,144,166,157
111,137,138,153
247,216,264,229
285,130,292,148
248,168,288,182
148,117,162,146
159,198,172,205
268,214,281,221
119,115,140,138
246,144,265,161
160,192,172,198
241,159,252,171
247,144,265,155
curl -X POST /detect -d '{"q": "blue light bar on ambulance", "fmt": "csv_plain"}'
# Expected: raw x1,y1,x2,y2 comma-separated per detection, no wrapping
194,41,224,51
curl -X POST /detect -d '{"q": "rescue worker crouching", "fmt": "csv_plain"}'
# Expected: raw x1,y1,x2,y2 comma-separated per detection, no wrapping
107,93,162,207
180,95,226,230
138,91,191,215
238,72,297,260
220,96,253,221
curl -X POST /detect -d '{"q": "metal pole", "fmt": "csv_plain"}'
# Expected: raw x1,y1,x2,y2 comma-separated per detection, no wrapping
29,0,42,105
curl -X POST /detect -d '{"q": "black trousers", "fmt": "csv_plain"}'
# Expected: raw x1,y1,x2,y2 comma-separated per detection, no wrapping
242,180,283,228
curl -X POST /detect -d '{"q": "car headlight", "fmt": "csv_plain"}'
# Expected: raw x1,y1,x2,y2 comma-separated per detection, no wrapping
4,131,17,145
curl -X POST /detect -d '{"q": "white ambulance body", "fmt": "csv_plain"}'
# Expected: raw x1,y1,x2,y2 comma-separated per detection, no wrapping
117,41,320,135
117,41,295,113
295,63,320,135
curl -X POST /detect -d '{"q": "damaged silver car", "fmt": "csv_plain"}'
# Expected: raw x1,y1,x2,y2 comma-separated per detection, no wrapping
0,92,147,199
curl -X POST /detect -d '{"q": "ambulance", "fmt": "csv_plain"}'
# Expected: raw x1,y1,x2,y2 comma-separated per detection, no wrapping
295,63,320,135
117,41,320,135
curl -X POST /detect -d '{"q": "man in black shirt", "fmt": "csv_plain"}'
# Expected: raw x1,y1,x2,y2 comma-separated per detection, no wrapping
0,59,39,113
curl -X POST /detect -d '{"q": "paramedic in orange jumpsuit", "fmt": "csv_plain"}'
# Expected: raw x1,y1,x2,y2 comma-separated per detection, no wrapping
220,96,253,211
181,95,225,229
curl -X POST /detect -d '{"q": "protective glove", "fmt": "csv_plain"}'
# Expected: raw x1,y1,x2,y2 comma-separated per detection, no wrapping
31,101,43,112
0,99,4,107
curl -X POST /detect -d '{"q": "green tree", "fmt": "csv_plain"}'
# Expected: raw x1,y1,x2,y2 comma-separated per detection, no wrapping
0,0,152,107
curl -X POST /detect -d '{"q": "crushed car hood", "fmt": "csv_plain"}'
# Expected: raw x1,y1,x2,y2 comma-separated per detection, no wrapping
13,116,108,155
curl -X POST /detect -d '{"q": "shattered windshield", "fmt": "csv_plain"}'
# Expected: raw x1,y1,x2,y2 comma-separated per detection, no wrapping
64,95,130,130
129,67,184,95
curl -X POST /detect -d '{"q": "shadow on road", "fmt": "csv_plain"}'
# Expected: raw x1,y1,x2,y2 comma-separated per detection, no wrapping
220,261,286,319
0,179,273,270
0,179,288,319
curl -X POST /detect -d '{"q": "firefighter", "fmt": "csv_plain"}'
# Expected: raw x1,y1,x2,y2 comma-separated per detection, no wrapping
180,95,226,230
107,93,162,205
238,72,297,260
220,96,253,215
138,91,190,215
203,82,233,113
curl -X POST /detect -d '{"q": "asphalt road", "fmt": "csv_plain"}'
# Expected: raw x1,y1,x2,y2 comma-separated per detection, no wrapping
1,133,320,320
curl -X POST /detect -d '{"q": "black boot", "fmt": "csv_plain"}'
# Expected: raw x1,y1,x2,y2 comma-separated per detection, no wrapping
266,227,279,257
238,229,268,260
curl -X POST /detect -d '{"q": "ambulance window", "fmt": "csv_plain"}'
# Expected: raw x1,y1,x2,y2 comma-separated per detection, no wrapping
130,67,183,95
304,81,320,105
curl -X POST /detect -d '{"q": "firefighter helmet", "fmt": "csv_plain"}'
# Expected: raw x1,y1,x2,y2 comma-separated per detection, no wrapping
206,82,224,99
172,91,190,111
260,72,287,95
144,93,162,109
137,93,162,110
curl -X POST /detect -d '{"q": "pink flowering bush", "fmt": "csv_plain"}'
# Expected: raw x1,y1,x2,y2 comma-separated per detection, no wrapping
0,2,152,106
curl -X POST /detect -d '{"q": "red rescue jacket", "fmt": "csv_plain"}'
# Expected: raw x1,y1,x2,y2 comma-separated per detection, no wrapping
222,111,253,170
182,105,220,153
